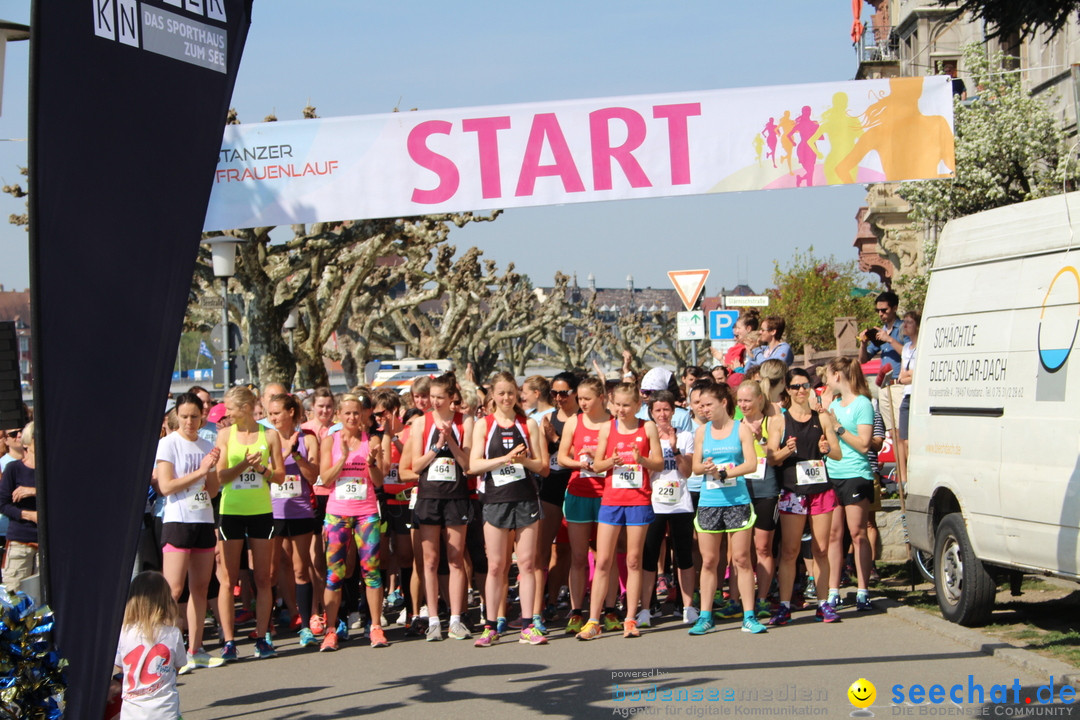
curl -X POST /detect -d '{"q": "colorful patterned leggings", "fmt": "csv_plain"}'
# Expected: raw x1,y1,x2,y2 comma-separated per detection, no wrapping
323,513,381,591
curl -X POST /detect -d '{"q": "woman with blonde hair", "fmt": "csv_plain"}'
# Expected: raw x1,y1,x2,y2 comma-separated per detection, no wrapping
757,359,788,411
214,385,286,661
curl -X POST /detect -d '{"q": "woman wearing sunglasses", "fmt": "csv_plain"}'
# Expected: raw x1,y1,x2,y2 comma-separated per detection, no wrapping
766,369,843,626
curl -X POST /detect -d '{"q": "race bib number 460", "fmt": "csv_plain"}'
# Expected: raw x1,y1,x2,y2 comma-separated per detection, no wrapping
612,464,644,489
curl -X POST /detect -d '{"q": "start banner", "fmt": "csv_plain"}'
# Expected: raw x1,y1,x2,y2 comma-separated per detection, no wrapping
205,75,954,230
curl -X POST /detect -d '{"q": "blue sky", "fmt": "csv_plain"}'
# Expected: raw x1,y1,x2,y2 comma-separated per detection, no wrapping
0,1,875,295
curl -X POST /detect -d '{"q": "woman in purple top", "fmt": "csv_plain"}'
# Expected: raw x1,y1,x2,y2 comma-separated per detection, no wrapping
267,393,321,647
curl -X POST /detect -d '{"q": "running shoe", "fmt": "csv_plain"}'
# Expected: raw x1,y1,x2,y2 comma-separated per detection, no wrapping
220,641,238,662
804,577,817,600
565,613,585,634
520,625,548,645
369,626,389,648
406,616,426,637
495,617,509,635
635,608,651,629
254,637,277,659
531,615,549,635
769,605,791,627
348,611,364,630
448,620,472,640
602,612,623,632
623,619,640,638
828,594,842,610
298,628,318,648
191,649,225,669
385,590,404,610
426,622,443,642
855,595,874,612
576,620,603,641
656,574,671,602
682,606,699,625
713,599,742,620
508,617,524,630
178,658,195,675
320,631,339,652
395,608,409,626
543,603,558,622
234,609,254,625
688,615,715,636
754,599,772,619
336,619,350,642
816,601,841,623
742,615,767,634
310,613,326,636
474,627,500,647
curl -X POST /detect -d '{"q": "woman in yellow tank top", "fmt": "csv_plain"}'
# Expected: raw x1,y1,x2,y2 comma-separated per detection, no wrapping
214,386,285,661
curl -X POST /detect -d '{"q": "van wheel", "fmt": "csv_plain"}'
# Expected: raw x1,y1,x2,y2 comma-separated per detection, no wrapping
934,513,996,626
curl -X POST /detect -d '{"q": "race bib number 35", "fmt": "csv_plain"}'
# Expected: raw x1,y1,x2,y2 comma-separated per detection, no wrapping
232,471,262,491
428,458,457,482
335,476,367,501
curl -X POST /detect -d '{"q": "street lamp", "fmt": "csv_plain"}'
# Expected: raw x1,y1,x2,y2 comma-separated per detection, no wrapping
204,236,239,391
283,308,298,353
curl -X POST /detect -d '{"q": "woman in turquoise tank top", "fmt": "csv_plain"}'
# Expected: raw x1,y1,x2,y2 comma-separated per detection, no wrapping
690,383,761,636
214,386,286,662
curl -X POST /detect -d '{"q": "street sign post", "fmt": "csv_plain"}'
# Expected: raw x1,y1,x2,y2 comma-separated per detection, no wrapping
725,295,769,307
709,310,739,340
668,269,710,311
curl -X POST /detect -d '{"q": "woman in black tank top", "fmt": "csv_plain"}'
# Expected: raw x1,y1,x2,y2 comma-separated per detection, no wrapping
765,369,842,625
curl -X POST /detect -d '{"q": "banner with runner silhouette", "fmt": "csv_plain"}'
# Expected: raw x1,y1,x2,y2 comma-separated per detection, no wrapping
205,76,954,230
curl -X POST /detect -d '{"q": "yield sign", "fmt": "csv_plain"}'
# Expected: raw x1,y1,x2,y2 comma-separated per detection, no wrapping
667,269,710,311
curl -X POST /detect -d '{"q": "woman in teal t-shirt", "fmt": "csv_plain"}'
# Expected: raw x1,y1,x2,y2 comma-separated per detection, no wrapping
821,357,875,612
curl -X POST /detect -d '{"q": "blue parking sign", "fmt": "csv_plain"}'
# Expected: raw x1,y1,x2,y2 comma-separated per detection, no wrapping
709,310,739,340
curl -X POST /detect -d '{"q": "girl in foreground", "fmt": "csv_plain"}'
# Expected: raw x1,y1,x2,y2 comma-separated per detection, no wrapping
114,571,187,719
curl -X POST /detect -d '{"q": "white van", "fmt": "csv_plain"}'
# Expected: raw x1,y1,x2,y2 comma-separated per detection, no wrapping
906,191,1080,626
368,358,453,391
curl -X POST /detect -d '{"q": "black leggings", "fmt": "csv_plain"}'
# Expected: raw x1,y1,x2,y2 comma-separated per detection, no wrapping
643,512,695,572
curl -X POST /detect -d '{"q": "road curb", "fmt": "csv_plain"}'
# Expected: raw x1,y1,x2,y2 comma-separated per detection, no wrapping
883,601,1080,689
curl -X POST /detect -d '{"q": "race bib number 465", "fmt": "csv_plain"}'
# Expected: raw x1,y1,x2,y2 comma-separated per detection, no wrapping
492,463,526,487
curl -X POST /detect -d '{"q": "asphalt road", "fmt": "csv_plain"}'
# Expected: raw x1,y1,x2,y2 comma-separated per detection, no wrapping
174,600,1078,720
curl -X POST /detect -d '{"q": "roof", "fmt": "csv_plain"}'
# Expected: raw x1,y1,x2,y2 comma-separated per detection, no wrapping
0,289,30,325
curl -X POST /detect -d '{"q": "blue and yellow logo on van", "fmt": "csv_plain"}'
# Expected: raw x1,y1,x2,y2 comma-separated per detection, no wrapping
1036,266,1080,401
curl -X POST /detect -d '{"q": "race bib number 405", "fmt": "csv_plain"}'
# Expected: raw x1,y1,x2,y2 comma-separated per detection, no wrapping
795,460,826,486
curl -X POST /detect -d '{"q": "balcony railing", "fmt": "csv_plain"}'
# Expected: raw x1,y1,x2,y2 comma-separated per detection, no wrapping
856,23,899,64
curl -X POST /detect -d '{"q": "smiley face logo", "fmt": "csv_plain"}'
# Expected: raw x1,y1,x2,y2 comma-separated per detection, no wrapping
848,678,876,709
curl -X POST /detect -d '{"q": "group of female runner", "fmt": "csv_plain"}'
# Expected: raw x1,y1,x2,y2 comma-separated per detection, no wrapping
151,351,882,663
